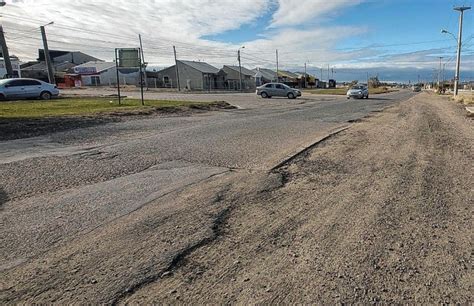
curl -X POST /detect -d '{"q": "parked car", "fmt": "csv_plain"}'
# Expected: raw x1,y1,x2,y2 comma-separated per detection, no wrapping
346,84,369,99
412,86,421,92
0,78,59,100
257,83,302,99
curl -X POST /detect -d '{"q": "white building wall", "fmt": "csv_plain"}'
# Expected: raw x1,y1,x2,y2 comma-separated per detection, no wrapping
79,67,140,86
0,59,21,78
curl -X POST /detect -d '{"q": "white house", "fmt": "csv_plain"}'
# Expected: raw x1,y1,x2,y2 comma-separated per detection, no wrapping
73,61,140,86
0,56,21,78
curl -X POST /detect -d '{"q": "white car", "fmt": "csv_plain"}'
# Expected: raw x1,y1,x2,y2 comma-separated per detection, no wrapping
0,78,59,100
347,85,369,99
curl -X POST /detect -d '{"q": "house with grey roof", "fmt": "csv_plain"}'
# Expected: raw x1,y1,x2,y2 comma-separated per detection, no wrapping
219,65,256,91
154,60,222,91
253,68,278,86
73,61,140,86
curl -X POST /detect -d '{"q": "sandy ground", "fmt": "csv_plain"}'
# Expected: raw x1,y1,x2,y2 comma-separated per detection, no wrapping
0,93,472,303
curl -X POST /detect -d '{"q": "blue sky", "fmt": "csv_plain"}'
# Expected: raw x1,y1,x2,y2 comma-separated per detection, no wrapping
4,0,474,82
202,0,473,82
207,0,472,51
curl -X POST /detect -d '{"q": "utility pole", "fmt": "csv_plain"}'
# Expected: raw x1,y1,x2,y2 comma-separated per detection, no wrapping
0,1,13,78
40,25,55,84
276,49,279,82
438,56,443,89
0,26,13,78
438,56,443,88
320,67,323,81
114,48,121,105
327,64,330,81
138,48,144,106
139,34,148,90
453,6,471,96
441,63,446,85
173,46,180,91
304,62,307,88
238,48,243,92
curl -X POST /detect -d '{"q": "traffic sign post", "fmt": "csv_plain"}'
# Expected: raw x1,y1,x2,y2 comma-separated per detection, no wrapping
115,48,144,106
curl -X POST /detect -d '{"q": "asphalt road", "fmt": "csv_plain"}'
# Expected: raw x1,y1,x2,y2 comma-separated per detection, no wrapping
0,90,420,302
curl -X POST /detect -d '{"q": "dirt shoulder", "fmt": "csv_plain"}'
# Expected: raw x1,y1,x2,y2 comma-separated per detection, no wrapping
1,93,471,304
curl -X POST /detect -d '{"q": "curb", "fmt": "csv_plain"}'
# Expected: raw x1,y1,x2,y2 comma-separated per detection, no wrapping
271,126,350,171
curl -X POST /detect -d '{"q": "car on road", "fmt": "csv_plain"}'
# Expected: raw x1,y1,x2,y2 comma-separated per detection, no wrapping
0,78,59,101
257,83,302,99
347,84,369,99
412,86,421,92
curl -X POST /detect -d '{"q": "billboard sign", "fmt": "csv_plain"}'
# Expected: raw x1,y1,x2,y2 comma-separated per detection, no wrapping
118,48,140,68
74,66,97,74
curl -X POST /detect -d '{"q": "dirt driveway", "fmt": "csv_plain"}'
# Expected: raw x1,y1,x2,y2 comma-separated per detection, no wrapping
1,93,472,303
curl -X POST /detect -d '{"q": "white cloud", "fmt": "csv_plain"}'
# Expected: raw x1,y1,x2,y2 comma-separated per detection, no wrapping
270,0,364,27
3,0,269,62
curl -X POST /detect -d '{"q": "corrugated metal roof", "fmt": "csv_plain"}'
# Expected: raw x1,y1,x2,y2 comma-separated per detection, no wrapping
224,65,255,76
21,61,76,72
179,60,219,74
73,61,115,73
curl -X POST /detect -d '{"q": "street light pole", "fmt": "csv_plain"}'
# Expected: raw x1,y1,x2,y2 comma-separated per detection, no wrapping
453,6,471,96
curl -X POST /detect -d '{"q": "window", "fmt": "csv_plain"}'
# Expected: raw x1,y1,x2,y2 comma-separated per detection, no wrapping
23,80,41,86
8,80,27,87
163,76,170,84
265,84,273,88
91,76,100,86
275,84,284,89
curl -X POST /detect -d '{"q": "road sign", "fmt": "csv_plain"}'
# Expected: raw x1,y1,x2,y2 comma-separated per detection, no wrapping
118,48,140,68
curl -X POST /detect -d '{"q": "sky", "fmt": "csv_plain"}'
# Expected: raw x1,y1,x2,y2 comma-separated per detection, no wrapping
2,0,474,82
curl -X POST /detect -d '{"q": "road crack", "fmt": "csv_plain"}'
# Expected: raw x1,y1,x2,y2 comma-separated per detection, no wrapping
110,196,233,305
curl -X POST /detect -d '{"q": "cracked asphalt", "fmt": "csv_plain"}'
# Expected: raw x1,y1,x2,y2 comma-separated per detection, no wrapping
5,90,469,304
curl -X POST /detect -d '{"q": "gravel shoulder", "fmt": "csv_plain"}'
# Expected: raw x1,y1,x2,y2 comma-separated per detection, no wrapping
1,92,471,303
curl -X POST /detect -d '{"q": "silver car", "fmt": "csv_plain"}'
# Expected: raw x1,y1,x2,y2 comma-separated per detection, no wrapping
0,78,59,100
257,83,302,99
347,84,369,99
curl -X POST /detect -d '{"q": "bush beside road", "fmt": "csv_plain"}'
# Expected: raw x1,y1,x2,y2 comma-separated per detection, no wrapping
0,97,234,141
452,92,473,105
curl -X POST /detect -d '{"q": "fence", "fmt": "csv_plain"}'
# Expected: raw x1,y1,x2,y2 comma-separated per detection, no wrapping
146,77,257,92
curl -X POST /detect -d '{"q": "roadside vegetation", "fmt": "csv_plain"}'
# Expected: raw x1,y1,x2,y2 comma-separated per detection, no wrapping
0,98,223,119
304,86,396,95
452,93,473,105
